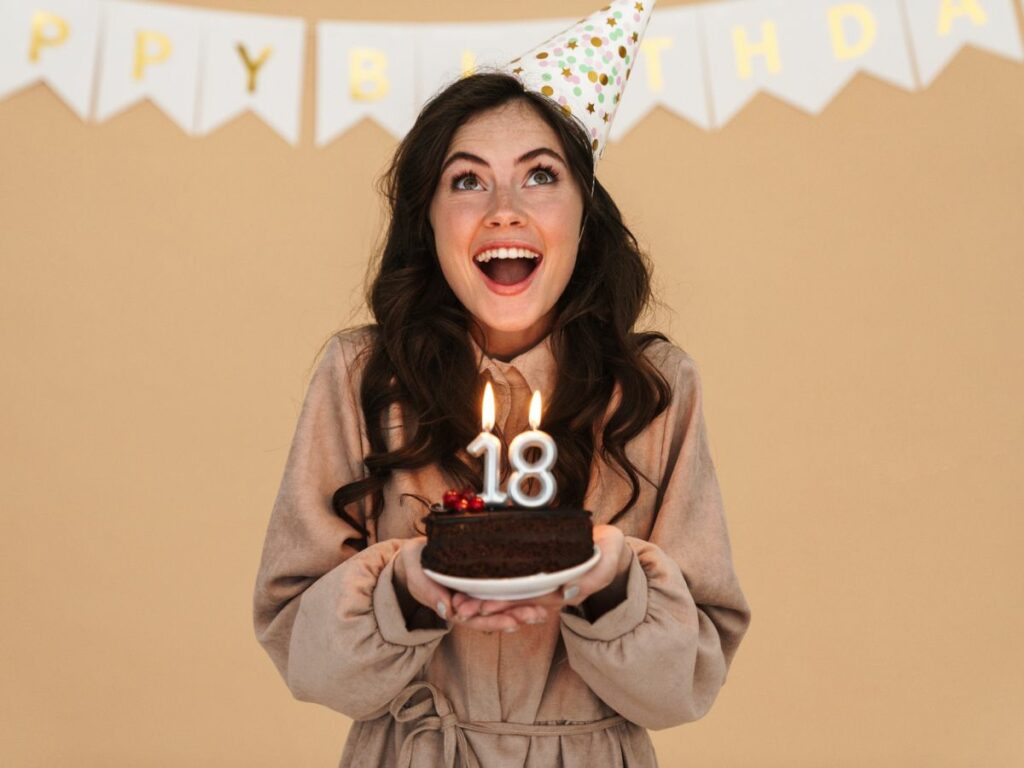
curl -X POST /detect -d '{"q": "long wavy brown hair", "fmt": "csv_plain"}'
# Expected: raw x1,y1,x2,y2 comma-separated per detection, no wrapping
331,72,671,543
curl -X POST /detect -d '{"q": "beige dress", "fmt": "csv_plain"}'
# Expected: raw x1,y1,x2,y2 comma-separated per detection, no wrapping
252,328,751,767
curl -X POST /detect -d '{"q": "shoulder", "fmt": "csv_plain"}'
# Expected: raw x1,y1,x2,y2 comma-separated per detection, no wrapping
638,336,701,389
309,325,379,394
318,325,378,372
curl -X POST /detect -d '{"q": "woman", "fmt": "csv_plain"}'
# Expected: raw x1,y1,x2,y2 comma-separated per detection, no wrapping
253,71,750,767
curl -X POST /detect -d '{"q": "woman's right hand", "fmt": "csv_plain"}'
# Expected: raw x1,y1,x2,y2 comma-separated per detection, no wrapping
394,537,549,633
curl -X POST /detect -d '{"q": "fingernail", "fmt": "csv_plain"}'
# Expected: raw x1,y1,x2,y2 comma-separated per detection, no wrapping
526,618,545,625
562,585,579,601
436,601,447,619
504,626,518,633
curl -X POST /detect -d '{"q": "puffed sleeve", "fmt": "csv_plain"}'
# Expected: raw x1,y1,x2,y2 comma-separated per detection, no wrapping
559,348,751,729
252,331,450,721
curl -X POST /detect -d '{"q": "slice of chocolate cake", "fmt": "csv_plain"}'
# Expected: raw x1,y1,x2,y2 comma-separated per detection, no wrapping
421,503,594,579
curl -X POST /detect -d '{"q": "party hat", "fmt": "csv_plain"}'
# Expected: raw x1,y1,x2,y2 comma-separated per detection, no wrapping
503,0,656,162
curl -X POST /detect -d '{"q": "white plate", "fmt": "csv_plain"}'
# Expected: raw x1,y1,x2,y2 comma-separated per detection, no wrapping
423,546,601,601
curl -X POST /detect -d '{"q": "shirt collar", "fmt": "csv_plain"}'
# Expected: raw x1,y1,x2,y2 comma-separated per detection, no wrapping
468,332,557,400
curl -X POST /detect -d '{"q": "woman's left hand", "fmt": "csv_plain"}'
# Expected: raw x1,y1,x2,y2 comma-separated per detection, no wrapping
451,524,632,625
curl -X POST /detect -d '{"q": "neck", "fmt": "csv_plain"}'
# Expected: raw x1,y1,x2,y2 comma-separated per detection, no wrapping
472,313,554,361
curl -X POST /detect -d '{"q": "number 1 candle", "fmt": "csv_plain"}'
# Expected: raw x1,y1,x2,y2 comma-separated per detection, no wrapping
466,382,508,505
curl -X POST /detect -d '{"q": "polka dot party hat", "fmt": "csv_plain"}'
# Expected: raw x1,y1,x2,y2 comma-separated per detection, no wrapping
503,0,656,163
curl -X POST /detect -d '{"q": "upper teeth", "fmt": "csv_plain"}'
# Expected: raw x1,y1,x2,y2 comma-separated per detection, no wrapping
474,247,540,263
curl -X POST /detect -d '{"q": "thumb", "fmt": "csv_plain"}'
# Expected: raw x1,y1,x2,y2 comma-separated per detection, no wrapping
406,542,454,620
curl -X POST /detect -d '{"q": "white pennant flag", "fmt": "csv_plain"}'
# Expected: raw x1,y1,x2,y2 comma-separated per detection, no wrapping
702,0,917,127
316,21,417,145
0,0,101,119
609,4,710,140
95,0,201,133
903,0,1023,86
196,10,305,145
414,18,569,111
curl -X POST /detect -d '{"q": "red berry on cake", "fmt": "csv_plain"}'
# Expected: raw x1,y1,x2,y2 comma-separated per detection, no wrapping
469,496,485,511
442,490,460,510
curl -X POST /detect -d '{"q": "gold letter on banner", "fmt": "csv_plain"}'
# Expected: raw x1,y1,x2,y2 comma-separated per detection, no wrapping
29,11,69,62
938,0,988,35
639,37,673,91
349,48,389,101
460,50,477,77
236,44,272,93
733,21,782,79
828,5,877,60
134,30,172,81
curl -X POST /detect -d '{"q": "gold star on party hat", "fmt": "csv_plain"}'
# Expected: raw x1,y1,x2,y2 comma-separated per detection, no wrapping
502,0,655,163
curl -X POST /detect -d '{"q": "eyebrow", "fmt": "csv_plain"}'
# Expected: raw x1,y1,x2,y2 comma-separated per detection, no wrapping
439,147,567,175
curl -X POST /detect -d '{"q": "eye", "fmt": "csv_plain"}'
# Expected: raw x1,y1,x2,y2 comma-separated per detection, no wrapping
526,164,559,186
452,171,482,191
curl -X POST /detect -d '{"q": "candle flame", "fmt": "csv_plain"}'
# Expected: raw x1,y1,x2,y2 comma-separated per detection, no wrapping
529,390,542,430
482,381,495,432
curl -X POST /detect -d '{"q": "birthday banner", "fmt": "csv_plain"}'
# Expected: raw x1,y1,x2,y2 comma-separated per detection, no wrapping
0,0,1022,146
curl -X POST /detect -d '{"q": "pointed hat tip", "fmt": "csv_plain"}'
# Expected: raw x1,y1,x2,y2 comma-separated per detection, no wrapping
502,0,656,163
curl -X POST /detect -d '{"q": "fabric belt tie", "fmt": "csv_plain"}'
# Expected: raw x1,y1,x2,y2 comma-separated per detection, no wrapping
390,681,627,768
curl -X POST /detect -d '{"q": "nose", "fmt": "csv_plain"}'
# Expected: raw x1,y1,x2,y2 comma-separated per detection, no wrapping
485,185,526,228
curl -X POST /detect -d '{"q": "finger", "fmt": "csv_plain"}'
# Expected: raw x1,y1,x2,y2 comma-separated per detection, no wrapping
461,613,522,633
411,586,453,621
559,557,622,607
561,582,584,605
407,556,454,620
476,599,519,616
566,571,604,602
506,605,549,625
454,596,484,621
579,548,627,598
593,523,625,548
560,545,620,606
591,527,622,563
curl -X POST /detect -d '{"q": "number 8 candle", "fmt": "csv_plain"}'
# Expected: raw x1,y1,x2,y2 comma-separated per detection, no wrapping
466,382,508,505
507,391,557,508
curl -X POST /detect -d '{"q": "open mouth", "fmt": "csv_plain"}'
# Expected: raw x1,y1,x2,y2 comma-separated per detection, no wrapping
473,247,542,287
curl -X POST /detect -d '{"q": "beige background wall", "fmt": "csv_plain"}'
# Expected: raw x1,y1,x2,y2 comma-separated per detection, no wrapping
2,0,1022,765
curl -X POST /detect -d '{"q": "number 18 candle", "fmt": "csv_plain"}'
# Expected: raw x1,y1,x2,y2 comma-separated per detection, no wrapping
467,385,559,508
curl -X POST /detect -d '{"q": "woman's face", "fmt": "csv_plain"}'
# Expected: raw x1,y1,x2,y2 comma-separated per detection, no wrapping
428,100,584,358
